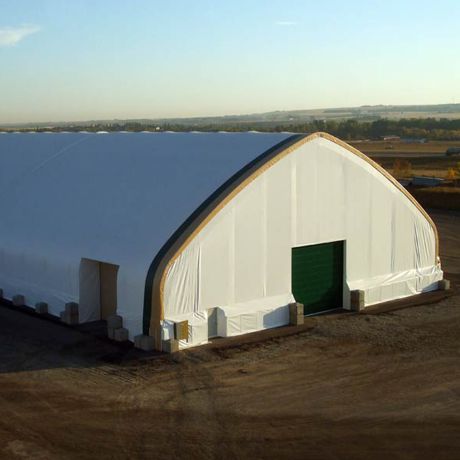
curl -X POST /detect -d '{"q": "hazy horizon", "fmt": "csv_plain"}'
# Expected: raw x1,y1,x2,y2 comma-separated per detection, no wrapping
1,0,459,124
2,102,460,128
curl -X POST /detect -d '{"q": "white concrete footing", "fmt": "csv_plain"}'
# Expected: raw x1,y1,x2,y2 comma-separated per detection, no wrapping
60,310,79,325
35,302,48,314
60,302,79,325
106,314,123,329
106,315,128,341
438,279,451,291
350,290,365,312
114,327,129,342
12,294,25,307
162,339,179,353
289,302,304,325
134,334,154,351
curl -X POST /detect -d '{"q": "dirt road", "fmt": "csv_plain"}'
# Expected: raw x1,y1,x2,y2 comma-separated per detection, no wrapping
0,210,459,460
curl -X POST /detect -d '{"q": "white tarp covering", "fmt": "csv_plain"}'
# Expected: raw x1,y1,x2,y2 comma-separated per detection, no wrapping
163,136,442,348
0,132,442,348
0,132,292,338
216,293,294,337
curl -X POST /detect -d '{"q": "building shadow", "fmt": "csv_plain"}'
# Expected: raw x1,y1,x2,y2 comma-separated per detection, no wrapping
0,303,160,374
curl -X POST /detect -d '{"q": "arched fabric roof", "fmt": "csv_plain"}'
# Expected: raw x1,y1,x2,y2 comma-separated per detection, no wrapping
144,132,440,343
0,132,296,334
0,132,440,343
0,132,296,265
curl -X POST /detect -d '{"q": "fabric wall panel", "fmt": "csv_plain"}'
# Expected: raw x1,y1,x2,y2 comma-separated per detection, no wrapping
117,268,146,340
369,176,394,277
163,242,201,317
392,198,416,273
234,181,265,303
198,208,233,309
295,143,319,244
0,245,79,315
162,135,441,347
78,258,101,323
265,160,292,297
316,145,346,244
343,159,372,281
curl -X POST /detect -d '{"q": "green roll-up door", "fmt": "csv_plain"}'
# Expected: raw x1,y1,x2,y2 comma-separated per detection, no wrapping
291,241,344,315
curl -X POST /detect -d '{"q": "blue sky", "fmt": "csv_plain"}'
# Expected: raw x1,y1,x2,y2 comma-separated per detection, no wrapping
1,0,459,123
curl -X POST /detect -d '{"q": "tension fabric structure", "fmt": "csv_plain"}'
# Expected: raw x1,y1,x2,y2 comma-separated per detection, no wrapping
0,131,442,350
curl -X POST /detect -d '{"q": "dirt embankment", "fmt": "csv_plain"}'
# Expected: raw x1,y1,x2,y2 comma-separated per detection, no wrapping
410,187,460,211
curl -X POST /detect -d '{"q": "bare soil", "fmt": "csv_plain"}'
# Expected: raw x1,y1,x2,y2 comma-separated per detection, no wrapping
349,141,460,178
0,210,459,460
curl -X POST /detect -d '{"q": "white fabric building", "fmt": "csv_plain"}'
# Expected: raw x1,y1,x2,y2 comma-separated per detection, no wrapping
0,132,443,350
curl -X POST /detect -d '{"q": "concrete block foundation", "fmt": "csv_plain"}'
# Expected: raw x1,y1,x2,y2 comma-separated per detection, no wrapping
106,314,123,329
350,290,365,312
107,327,116,340
65,302,79,315
35,302,48,314
162,339,179,353
114,327,129,342
438,279,451,291
12,295,25,307
60,310,79,325
134,334,155,351
289,303,304,325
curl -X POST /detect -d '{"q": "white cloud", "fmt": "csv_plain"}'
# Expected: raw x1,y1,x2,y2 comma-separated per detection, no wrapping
275,21,297,26
0,25,41,47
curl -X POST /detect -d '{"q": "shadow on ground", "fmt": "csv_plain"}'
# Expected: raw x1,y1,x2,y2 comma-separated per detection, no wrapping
0,304,153,374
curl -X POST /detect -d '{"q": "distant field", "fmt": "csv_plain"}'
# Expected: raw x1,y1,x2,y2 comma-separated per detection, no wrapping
351,140,459,155
350,141,460,178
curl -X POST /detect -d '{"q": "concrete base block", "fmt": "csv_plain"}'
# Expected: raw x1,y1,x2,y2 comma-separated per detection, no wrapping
114,327,129,342
162,339,179,353
60,310,79,325
289,302,304,325
106,314,123,329
134,334,154,351
174,320,189,340
350,290,365,312
438,279,451,291
134,335,142,348
35,302,48,314
293,314,304,325
107,327,116,340
12,294,25,307
65,302,79,315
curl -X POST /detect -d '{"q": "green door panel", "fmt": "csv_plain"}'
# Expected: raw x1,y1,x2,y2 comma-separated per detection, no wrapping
291,241,344,315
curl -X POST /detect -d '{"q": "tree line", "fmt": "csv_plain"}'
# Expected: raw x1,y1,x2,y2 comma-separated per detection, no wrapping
3,117,460,140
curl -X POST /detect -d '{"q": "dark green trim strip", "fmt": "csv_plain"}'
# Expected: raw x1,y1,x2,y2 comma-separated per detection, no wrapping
142,133,305,335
